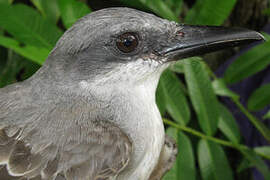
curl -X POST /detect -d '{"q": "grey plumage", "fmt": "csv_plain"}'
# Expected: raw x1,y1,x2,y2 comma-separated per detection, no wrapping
0,8,173,179
0,7,264,180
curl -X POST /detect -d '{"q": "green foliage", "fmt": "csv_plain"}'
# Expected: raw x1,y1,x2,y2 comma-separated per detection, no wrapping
0,3,62,49
142,0,178,21
120,0,178,21
254,146,270,158
164,128,196,180
164,0,182,16
212,78,239,99
185,0,236,25
263,8,270,16
31,0,60,24
58,0,91,29
156,83,167,116
264,110,270,119
247,83,270,111
224,41,270,85
217,103,241,144
0,50,40,87
183,58,219,135
159,69,190,125
0,1,270,180
0,36,49,64
198,140,234,180
240,149,270,179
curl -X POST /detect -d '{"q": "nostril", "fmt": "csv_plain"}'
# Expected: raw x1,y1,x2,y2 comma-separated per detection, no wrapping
176,31,185,37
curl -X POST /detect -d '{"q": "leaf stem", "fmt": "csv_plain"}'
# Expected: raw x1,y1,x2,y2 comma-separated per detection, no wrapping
231,98,270,142
163,118,270,160
204,63,270,143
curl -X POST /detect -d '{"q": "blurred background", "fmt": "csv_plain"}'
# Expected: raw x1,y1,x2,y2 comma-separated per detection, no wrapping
0,0,270,180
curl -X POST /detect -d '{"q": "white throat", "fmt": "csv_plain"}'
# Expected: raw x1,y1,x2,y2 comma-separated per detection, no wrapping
78,60,170,180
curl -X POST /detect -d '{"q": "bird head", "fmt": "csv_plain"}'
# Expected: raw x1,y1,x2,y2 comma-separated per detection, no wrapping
44,7,264,86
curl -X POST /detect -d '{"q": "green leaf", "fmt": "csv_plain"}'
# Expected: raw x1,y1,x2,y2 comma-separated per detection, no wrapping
0,0,7,4
163,0,182,16
184,58,219,135
160,69,190,125
0,3,62,49
185,0,236,25
254,146,270,158
247,83,270,111
170,60,184,74
0,50,40,88
58,0,91,29
217,103,241,143
237,158,252,173
212,78,239,99
146,0,178,22
164,128,196,180
0,0,12,4
234,99,270,142
224,41,270,84
0,36,49,64
198,140,233,180
118,0,151,11
156,81,166,116
118,0,178,22
261,32,270,41
31,0,60,24
263,110,270,119
240,148,270,179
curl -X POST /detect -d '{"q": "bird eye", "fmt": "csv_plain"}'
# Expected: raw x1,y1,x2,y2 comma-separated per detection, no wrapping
116,32,139,53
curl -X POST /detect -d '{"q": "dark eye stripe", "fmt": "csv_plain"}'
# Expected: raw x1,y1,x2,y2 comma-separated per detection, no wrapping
116,32,138,53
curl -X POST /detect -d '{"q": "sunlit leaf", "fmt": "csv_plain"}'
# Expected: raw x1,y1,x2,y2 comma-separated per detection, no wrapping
218,103,241,143
170,60,184,74
31,0,60,24
0,36,49,64
247,83,270,111
58,0,91,29
254,146,270,158
184,58,219,135
261,32,270,41
160,69,190,125
185,0,236,25
198,140,233,180
164,128,196,180
212,78,239,99
264,110,270,119
0,3,62,49
224,41,270,84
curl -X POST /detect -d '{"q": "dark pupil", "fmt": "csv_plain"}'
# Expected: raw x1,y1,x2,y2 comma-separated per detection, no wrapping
116,33,138,53
123,38,133,47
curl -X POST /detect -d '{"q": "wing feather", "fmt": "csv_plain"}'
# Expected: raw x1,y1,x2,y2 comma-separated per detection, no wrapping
0,84,132,180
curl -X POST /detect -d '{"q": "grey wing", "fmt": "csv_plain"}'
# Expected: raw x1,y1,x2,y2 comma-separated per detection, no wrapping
63,121,132,180
0,84,132,180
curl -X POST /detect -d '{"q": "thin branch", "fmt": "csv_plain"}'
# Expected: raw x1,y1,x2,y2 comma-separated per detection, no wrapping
163,118,270,160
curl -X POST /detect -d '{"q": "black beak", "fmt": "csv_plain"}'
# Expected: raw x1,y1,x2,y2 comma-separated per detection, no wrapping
159,25,265,60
